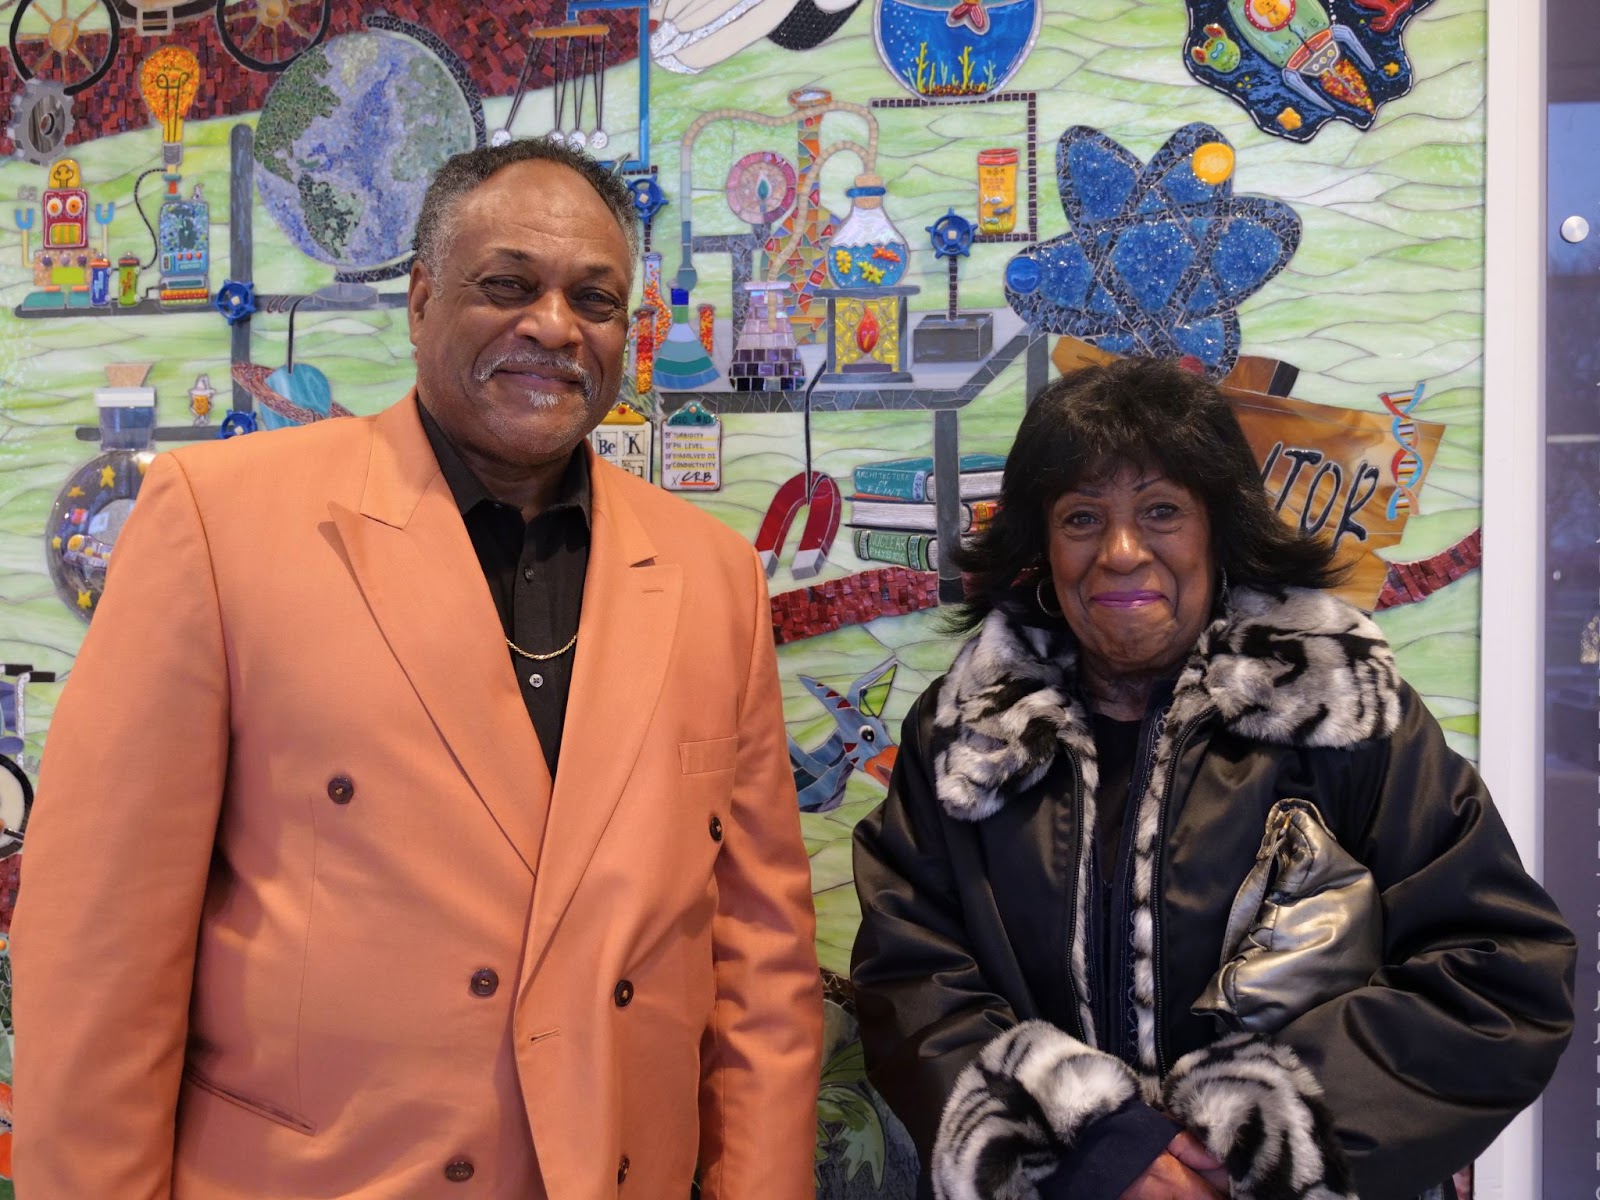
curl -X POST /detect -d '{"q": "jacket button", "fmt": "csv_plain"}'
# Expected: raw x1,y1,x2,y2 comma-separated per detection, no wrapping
613,979,633,1007
708,815,723,842
617,1154,630,1184
469,968,499,997
327,775,354,805
443,1159,475,1182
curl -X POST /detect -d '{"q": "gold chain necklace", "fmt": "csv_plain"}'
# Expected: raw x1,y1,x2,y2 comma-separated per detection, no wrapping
504,631,578,662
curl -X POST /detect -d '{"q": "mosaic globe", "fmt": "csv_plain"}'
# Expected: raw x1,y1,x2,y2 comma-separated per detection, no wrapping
253,26,478,279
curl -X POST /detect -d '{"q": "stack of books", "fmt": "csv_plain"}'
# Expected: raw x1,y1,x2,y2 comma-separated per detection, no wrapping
849,453,1005,571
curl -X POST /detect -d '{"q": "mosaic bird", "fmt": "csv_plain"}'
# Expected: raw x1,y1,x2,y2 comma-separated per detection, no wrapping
789,657,899,813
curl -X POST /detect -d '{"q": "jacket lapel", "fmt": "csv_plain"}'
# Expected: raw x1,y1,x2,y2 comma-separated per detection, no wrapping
524,457,681,974
327,394,550,874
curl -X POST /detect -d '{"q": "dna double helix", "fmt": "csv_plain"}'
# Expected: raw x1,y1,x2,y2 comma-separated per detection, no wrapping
1380,381,1427,521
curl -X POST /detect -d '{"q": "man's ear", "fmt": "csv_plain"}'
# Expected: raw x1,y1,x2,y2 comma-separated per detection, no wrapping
406,258,433,350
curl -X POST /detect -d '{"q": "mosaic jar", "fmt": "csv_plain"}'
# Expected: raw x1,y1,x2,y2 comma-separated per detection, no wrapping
827,175,909,289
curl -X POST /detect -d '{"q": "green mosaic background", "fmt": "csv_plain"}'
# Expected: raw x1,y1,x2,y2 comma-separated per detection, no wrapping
0,1,1485,984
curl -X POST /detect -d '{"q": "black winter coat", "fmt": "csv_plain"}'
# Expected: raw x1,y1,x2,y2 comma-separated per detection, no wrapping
851,587,1574,1200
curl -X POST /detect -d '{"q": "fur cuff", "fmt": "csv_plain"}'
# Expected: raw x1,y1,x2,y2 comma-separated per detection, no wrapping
933,1021,1141,1200
1162,1033,1357,1200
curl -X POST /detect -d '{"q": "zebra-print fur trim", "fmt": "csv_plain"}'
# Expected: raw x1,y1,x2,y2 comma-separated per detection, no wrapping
930,586,1401,1072
1205,587,1401,749
929,614,1089,824
1126,653,1213,1071
927,614,1101,1046
1163,1033,1357,1200
931,588,1399,824
932,1021,1145,1200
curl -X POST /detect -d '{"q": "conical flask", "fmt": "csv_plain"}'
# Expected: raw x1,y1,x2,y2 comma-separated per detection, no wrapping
827,174,909,288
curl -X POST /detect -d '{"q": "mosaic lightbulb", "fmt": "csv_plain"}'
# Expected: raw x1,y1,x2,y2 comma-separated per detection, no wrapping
140,46,201,164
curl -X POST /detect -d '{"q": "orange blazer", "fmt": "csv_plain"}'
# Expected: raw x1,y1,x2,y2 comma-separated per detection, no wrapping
13,394,822,1199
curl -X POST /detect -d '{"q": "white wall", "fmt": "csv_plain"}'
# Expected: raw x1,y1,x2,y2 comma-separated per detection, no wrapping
1477,0,1546,1194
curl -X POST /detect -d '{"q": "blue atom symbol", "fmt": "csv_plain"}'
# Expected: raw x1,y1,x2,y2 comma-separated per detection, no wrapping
1004,123,1301,374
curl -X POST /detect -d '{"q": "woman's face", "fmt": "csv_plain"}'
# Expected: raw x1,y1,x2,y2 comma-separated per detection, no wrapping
1045,464,1216,680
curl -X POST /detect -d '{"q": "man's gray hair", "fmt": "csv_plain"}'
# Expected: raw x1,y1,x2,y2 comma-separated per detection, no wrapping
412,137,641,271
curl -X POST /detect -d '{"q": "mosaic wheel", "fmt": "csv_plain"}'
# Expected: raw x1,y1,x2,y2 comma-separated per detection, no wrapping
8,0,119,95
0,759,28,860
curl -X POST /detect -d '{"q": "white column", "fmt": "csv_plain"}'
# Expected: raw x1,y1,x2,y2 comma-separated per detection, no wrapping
1478,0,1547,1195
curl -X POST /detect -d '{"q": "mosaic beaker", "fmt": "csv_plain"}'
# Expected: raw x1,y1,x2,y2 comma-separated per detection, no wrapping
654,288,719,389
728,282,805,391
827,175,909,289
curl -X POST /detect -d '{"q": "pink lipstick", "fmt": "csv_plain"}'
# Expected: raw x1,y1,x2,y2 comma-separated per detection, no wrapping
1092,591,1163,608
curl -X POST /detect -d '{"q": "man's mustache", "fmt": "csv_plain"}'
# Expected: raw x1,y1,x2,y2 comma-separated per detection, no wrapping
474,350,595,401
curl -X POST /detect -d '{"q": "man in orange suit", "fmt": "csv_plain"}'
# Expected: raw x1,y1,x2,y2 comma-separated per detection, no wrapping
13,139,822,1198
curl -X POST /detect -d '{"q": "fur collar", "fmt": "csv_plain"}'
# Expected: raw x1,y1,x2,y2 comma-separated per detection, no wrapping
930,585,1401,823
927,584,1401,1075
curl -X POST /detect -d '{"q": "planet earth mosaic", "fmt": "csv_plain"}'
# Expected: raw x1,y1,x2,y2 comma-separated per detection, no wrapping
253,28,476,276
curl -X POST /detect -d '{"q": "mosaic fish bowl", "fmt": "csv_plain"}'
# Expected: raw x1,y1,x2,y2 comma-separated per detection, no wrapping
873,0,1041,101
827,185,910,288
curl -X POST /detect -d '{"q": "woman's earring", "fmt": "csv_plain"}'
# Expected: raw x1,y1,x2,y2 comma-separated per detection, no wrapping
1218,567,1230,610
1036,577,1062,618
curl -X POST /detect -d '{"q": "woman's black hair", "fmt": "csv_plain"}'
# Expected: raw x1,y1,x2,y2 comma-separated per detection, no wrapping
950,356,1345,632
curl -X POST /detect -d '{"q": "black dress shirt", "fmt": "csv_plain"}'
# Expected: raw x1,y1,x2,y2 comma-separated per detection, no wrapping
419,404,590,776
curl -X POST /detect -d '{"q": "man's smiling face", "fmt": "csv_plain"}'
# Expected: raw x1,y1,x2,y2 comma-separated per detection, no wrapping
407,158,633,475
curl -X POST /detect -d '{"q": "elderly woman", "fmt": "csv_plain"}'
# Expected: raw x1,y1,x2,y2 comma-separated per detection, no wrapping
850,358,1574,1200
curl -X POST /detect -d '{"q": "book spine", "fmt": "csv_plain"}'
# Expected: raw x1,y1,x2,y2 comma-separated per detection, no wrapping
851,465,928,502
852,529,936,572
968,499,1001,526
926,473,1003,504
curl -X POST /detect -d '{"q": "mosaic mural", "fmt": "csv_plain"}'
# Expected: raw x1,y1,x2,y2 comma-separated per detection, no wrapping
0,0,1489,1193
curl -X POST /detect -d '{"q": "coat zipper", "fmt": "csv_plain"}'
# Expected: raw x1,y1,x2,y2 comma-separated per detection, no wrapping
1062,744,1092,1046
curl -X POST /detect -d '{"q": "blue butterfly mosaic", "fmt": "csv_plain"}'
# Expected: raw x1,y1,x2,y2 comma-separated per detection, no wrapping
1003,123,1301,375
1184,0,1436,143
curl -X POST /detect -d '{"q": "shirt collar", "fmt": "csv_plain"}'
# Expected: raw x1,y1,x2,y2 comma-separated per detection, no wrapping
418,400,591,527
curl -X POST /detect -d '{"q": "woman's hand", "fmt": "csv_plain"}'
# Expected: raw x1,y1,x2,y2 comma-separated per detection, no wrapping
1119,1132,1230,1199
